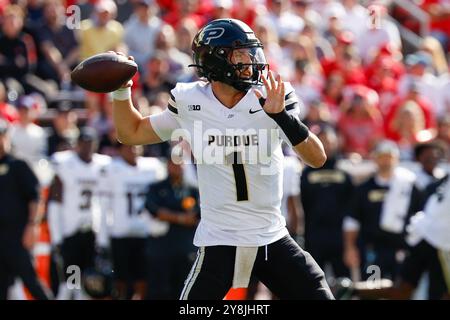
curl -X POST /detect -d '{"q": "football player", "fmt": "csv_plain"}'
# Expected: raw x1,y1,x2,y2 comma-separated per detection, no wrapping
47,127,110,299
97,143,166,299
111,19,331,299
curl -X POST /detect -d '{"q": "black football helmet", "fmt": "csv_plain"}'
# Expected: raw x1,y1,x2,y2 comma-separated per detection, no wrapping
190,19,268,92
82,267,113,299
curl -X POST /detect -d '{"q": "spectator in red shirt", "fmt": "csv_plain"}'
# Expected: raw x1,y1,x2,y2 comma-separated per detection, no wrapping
385,82,437,138
337,86,384,158
365,43,405,80
0,0,10,15
162,0,211,29
322,72,345,123
321,31,366,86
365,56,402,115
230,0,261,29
387,101,435,160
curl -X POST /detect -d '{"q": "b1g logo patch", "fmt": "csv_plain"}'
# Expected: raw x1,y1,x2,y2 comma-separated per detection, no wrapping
202,27,225,45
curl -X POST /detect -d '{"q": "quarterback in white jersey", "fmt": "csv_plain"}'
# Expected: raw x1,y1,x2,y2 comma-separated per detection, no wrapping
47,128,110,290
111,19,333,300
155,80,304,247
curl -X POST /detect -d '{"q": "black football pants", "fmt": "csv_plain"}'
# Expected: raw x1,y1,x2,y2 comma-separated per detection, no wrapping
0,235,50,300
180,235,335,300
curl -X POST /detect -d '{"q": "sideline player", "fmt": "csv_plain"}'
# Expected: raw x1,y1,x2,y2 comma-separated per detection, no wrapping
97,143,165,299
47,128,110,299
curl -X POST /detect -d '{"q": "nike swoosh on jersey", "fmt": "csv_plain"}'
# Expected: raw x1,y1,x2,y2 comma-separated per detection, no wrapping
249,108,263,114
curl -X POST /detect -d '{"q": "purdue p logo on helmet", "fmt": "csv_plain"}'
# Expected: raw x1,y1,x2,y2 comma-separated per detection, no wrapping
202,27,225,45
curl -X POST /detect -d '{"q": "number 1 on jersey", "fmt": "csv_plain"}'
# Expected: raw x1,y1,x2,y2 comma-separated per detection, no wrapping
231,152,248,201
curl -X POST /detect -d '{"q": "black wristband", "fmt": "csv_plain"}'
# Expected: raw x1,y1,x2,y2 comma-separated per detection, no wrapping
267,109,309,146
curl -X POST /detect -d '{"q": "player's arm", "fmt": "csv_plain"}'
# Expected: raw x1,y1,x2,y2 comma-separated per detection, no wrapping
112,87,163,145
47,175,64,247
343,226,360,270
111,53,178,145
292,133,326,169
255,71,326,168
342,190,362,271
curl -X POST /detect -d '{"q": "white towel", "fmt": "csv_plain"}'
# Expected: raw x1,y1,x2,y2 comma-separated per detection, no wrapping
380,167,416,234
232,247,258,289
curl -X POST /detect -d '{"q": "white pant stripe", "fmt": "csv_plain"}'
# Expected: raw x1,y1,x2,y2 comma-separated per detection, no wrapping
180,247,205,300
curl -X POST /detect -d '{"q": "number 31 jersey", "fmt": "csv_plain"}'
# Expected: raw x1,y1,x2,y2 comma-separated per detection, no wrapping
150,81,302,247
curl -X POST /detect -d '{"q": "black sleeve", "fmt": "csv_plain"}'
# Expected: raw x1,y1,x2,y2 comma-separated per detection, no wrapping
348,185,364,223
399,241,431,288
14,160,39,203
407,186,424,218
145,184,162,216
343,173,356,214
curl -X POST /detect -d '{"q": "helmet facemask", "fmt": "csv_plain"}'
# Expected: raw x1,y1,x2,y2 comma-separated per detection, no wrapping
192,44,269,92
225,46,269,91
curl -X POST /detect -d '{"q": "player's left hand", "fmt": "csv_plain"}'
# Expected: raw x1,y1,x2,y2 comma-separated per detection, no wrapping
254,70,285,114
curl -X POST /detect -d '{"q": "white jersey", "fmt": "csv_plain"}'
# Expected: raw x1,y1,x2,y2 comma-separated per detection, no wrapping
98,157,166,242
51,150,111,239
150,81,302,246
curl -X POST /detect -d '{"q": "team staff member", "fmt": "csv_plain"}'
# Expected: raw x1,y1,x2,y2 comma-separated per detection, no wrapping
145,155,200,299
0,119,51,300
301,125,352,279
343,141,423,280
338,174,450,300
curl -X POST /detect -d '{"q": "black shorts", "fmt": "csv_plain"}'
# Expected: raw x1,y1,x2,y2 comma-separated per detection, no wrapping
61,230,96,277
180,235,334,300
110,237,148,282
400,240,450,299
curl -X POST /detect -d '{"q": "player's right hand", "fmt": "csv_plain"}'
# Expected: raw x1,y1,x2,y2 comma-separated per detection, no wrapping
107,51,134,88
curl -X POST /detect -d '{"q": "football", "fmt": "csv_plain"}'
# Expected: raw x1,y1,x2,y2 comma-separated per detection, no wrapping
71,52,138,93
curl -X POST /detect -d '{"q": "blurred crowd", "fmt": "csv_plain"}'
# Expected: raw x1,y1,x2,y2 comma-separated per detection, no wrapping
0,0,450,300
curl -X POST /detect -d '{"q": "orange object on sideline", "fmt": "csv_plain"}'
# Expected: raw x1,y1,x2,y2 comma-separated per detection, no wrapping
224,288,247,300
24,188,52,300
